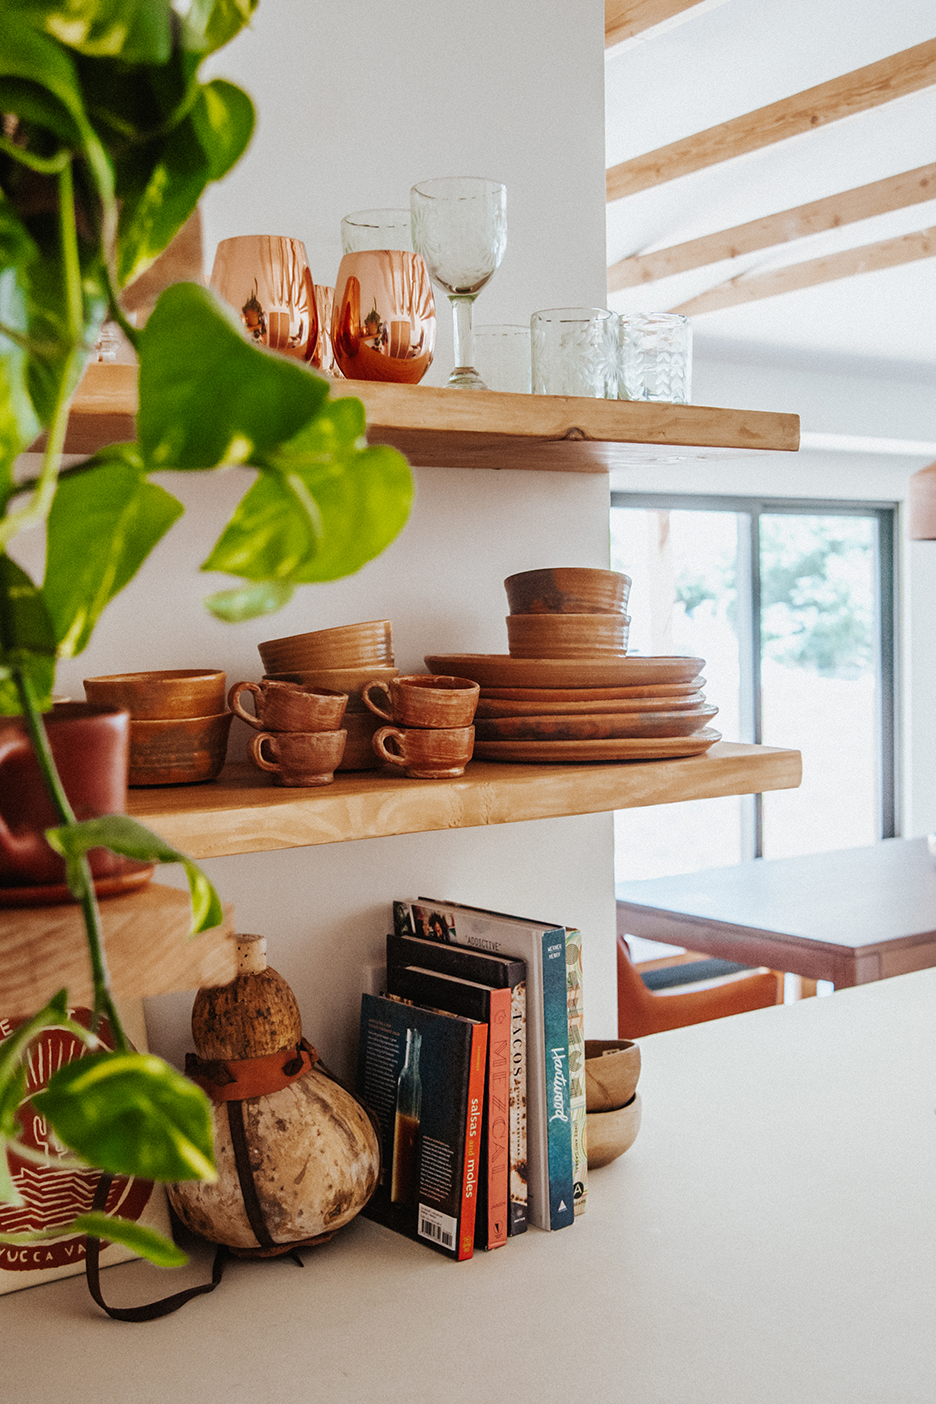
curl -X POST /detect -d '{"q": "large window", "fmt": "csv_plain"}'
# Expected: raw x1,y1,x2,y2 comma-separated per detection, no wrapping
610,495,897,883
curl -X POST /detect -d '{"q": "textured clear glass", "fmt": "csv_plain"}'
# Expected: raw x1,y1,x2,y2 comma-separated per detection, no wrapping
410,177,507,388
618,312,692,403
531,307,617,397
341,209,413,254
472,324,531,393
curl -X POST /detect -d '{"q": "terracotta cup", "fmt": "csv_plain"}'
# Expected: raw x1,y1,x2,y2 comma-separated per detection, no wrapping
362,674,480,729
0,703,130,887
372,724,474,779
249,729,347,786
84,669,226,719
228,680,348,733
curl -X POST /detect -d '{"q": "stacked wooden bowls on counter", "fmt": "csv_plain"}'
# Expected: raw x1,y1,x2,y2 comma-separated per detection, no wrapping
84,669,233,785
427,567,721,763
258,619,397,770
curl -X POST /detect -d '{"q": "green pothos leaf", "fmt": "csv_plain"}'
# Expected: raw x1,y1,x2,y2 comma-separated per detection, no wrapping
0,553,56,713
41,448,184,657
32,1050,216,1182
44,814,223,933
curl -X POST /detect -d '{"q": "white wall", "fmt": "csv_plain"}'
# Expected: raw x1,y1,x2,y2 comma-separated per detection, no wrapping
14,0,617,1075
609,341,936,838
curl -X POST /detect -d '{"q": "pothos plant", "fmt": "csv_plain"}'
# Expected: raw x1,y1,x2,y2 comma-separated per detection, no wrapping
0,0,412,1267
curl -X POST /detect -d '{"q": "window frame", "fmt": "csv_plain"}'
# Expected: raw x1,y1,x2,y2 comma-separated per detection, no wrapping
609,491,899,855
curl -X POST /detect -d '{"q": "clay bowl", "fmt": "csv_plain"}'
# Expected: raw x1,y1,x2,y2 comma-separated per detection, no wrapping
474,692,707,718
506,613,630,659
505,567,631,615
263,665,399,712
258,620,393,674
584,1039,641,1112
128,711,233,786
586,1094,642,1169
84,669,226,720
473,705,717,742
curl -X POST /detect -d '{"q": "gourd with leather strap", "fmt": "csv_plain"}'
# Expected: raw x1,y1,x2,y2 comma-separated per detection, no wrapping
169,934,379,1256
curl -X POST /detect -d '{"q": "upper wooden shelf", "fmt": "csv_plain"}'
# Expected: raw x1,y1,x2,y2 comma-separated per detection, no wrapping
59,364,800,471
126,743,802,859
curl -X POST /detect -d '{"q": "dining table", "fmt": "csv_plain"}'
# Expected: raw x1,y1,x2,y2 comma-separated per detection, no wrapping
616,835,936,988
3,964,935,1402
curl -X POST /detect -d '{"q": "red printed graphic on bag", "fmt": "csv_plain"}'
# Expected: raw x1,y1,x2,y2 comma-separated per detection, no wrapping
0,1009,152,1273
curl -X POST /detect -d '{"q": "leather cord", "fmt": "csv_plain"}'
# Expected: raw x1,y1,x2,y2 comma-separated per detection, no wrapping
84,1174,227,1321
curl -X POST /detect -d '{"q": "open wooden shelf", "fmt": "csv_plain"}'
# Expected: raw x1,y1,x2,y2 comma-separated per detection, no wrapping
58,363,800,470
0,884,237,1018
125,743,802,859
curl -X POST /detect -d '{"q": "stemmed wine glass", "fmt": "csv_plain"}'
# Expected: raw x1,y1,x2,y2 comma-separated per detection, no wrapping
410,177,507,389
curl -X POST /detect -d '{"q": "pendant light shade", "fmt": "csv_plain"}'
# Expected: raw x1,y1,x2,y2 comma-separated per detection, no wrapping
908,461,936,540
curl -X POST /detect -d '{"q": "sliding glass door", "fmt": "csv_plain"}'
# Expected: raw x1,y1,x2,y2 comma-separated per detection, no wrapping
609,494,896,881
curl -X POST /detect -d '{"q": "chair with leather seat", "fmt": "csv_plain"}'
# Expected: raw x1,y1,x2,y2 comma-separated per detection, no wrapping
616,932,783,1038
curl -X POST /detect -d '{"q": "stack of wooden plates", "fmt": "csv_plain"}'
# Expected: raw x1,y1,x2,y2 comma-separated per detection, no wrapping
424,654,719,762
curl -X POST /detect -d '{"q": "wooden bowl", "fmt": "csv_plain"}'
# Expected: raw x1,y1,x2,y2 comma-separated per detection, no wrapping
506,613,630,659
264,665,399,712
585,1039,641,1112
475,692,707,718
258,620,393,673
504,567,631,615
128,711,233,786
586,1094,642,1169
84,669,226,719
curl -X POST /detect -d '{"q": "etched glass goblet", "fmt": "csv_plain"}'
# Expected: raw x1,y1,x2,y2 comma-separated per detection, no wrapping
410,177,507,389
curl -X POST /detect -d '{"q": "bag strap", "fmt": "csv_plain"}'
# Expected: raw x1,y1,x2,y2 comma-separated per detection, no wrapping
84,1174,228,1321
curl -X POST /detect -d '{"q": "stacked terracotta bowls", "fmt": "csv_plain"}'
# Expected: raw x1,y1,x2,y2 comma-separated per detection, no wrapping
425,567,721,763
258,620,397,769
83,669,232,785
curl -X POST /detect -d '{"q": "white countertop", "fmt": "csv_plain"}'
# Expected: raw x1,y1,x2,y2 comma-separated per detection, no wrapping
4,969,936,1404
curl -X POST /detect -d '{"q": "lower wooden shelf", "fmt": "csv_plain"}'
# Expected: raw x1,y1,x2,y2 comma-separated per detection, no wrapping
0,885,237,1019
125,742,802,859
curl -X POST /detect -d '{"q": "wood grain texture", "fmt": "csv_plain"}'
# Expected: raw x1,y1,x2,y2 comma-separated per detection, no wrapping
44,363,800,466
125,744,802,858
605,0,706,46
607,38,936,200
616,836,936,988
0,884,236,1019
672,225,936,316
608,163,936,290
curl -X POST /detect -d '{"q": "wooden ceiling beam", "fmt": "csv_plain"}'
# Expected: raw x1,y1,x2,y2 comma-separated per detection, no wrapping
670,225,936,317
608,163,936,291
605,0,709,48
607,38,936,202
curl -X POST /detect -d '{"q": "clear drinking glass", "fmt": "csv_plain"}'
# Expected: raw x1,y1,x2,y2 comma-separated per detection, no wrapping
618,312,692,403
531,307,617,397
209,235,318,362
330,249,436,383
410,177,507,389
341,209,414,254
473,325,532,393
313,284,337,374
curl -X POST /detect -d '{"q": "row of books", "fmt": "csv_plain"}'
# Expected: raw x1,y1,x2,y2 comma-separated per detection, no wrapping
356,897,586,1261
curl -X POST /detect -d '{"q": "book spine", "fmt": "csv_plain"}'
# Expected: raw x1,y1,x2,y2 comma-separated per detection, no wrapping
508,981,527,1235
566,928,587,1217
458,1023,489,1260
484,986,510,1249
542,928,576,1231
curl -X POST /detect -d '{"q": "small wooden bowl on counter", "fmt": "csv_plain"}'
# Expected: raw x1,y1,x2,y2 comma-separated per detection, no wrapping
127,712,233,786
84,668,226,719
504,567,631,616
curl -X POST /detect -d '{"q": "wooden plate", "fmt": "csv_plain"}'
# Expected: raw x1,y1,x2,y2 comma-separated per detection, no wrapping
480,680,705,701
473,707,718,741
0,862,155,908
472,727,721,763
475,692,707,718
425,654,705,689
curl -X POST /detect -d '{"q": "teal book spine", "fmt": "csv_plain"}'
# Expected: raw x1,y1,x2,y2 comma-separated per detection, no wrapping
541,926,575,1230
